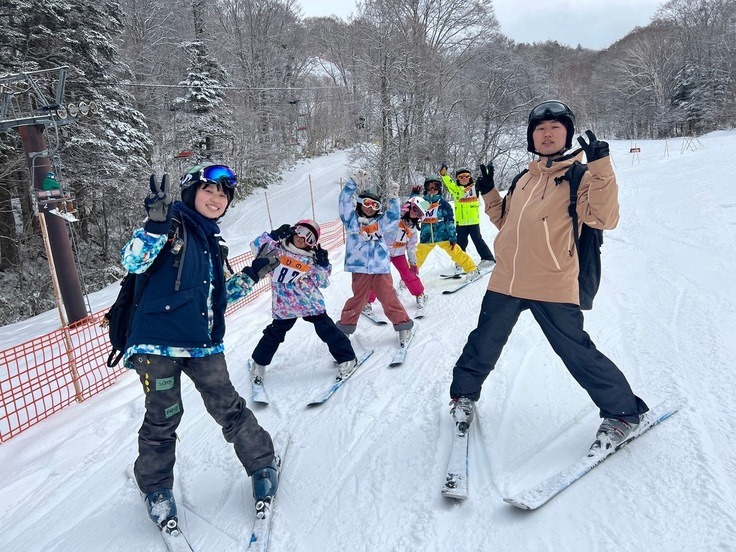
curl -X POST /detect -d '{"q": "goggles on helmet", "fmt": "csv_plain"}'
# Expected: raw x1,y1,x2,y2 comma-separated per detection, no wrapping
293,224,318,246
181,164,238,189
359,197,382,211
528,101,573,123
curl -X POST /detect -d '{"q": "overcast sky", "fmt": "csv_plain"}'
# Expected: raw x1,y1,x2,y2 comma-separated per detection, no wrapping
298,0,665,50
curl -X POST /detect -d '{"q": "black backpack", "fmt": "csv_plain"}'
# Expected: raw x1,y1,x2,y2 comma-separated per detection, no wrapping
502,161,603,310
102,251,168,367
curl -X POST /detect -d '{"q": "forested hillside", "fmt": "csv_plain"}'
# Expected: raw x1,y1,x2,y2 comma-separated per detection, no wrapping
1,0,734,324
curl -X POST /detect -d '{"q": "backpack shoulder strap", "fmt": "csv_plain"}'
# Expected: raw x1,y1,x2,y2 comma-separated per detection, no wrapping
501,169,529,219
565,161,588,251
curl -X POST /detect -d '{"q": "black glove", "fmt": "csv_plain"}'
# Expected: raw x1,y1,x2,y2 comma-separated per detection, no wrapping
268,223,293,241
242,244,279,283
315,244,329,267
411,184,423,195
144,174,173,234
476,162,495,194
578,130,609,162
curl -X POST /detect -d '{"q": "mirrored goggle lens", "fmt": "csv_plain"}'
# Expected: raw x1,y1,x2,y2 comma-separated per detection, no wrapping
201,165,238,188
294,225,317,246
530,101,569,120
360,197,381,210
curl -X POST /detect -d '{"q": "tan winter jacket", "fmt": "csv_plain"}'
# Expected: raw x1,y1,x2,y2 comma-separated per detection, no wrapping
482,151,619,305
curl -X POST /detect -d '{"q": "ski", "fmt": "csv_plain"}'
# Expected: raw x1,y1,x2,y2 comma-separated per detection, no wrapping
362,310,388,325
442,276,482,294
247,430,290,552
442,267,494,294
127,465,195,552
389,329,416,367
306,348,375,406
248,359,269,405
440,272,464,279
441,423,470,500
503,400,679,510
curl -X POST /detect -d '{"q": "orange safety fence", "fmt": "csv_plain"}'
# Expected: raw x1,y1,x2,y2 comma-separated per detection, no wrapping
0,218,345,443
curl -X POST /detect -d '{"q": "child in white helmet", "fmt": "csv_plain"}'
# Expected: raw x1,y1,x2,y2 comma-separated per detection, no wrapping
248,219,359,381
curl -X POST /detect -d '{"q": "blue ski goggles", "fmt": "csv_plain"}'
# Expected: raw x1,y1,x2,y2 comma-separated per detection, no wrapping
180,164,238,189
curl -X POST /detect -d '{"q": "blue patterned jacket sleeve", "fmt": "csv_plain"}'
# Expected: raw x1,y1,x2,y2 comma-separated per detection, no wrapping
225,273,256,303
121,229,168,273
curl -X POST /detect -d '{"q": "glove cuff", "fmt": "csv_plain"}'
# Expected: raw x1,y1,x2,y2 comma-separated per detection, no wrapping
242,266,259,283
144,218,171,235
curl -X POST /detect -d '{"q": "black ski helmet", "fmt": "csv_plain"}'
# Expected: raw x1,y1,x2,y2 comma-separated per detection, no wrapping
423,174,442,194
527,100,575,154
357,189,380,203
356,189,382,215
179,163,237,212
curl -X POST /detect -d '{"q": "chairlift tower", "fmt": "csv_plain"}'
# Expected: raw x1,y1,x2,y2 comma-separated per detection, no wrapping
0,66,98,324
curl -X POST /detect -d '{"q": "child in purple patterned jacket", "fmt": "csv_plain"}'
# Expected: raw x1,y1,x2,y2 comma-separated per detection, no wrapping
248,219,358,384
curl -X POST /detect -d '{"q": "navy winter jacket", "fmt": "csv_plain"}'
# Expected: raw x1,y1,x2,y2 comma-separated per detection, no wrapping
127,203,228,349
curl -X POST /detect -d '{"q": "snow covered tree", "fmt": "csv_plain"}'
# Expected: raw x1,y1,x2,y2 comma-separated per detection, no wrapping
170,0,232,164
0,0,153,321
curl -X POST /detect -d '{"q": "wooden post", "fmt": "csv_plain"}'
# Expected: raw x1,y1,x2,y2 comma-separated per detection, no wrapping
308,175,316,221
264,191,274,229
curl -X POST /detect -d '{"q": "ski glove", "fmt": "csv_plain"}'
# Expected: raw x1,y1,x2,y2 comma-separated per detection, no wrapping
388,179,400,198
242,244,279,283
578,130,609,162
410,263,419,275
351,169,369,187
410,184,422,196
449,238,457,250
269,223,293,241
476,162,495,195
315,244,330,267
143,174,173,235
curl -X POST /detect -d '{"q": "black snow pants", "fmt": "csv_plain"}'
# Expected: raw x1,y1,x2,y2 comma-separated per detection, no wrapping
252,313,356,366
456,224,495,261
132,353,274,494
450,290,648,422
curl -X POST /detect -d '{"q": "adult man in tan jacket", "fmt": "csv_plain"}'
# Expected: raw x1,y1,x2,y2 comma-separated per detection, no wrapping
448,101,648,451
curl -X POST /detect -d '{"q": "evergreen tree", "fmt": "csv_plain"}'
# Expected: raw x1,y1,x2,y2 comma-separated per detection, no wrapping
170,0,232,163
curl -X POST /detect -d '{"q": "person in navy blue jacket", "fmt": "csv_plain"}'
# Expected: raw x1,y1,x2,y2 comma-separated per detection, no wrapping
123,164,280,531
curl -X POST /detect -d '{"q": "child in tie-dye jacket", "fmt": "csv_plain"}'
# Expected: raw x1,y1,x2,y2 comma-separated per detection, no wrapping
336,170,414,347
248,219,358,383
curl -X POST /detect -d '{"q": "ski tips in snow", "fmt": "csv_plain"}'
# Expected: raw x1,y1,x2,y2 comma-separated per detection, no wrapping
441,422,470,500
248,359,270,405
502,400,679,510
